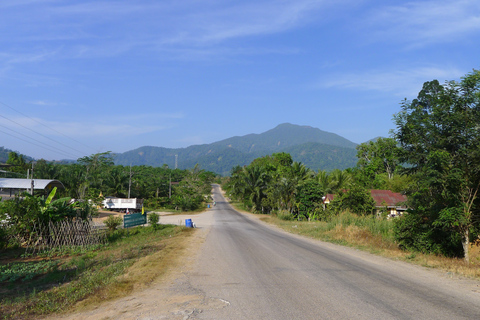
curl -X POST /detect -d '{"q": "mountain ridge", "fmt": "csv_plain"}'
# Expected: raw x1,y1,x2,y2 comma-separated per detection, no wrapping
113,123,359,175
2,123,362,175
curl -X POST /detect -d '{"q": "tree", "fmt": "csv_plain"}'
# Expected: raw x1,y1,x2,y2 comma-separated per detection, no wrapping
393,69,480,262
330,185,376,215
356,137,402,180
242,165,270,212
77,152,114,199
295,179,324,220
328,169,352,193
6,151,28,174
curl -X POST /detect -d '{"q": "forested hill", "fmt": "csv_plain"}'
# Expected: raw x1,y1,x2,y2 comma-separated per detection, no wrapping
113,123,359,175
0,147,34,164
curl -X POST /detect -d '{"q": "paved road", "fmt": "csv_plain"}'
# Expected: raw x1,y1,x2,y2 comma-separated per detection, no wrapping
184,185,480,319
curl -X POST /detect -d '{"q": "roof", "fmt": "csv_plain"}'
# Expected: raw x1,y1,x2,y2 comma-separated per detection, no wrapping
0,178,65,190
324,194,335,202
370,190,407,208
323,190,407,208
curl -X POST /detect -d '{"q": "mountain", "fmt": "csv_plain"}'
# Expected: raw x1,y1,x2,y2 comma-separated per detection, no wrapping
0,147,34,164
113,123,359,175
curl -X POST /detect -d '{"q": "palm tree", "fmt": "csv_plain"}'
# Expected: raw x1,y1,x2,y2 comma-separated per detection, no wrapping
242,165,269,212
329,169,352,193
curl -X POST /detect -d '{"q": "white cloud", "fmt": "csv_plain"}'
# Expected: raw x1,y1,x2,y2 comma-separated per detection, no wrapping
319,66,465,97
364,0,480,46
0,1,344,59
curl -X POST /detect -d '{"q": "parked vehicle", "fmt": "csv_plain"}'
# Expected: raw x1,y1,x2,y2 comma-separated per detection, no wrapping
103,197,143,213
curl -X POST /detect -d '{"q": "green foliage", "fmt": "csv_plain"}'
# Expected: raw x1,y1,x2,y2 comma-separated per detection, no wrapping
0,224,181,319
277,210,295,221
0,260,60,282
104,215,123,231
0,223,8,250
327,211,394,241
148,213,160,229
356,137,402,180
393,69,480,261
295,179,324,220
6,151,29,174
393,211,460,256
330,185,376,215
113,124,359,175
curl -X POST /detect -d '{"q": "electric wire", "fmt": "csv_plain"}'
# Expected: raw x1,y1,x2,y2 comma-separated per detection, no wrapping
0,128,77,159
0,123,78,159
0,100,97,154
0,113,86,158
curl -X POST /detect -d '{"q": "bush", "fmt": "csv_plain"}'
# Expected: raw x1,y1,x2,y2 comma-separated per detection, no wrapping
393,211,461,257
0,225,8,249
277,210,294,221
148,213,160,229
330,185,376,215
104,215,123,231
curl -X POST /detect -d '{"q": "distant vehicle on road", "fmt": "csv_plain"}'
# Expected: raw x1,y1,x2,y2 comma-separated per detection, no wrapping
103,197,143,213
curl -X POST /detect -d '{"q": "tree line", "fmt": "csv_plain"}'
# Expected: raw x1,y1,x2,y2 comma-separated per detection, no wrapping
1,152,215,249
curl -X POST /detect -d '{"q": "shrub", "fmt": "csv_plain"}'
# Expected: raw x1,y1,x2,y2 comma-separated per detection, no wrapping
0,225,8,249
104,215,123,231
277,210,294,221
148,213,160,229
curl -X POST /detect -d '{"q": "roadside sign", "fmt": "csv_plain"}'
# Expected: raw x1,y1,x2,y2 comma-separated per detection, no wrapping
124,212,147,228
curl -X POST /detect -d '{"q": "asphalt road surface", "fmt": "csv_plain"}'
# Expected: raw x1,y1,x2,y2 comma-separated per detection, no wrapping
184,185,480,319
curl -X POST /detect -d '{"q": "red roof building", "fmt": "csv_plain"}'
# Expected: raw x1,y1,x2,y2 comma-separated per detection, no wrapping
322,190,408,217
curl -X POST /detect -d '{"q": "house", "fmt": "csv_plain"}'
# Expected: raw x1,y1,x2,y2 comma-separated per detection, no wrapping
322,189,408,217
369,189,407,217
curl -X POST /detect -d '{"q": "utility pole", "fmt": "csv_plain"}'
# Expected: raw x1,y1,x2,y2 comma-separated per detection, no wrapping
169,173,172,199
128,165,133,198
175,154,178,169
30,162,34,195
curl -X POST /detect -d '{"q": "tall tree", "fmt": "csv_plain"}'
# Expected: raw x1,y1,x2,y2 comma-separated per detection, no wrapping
356,137,401,180
6,151,28,175
393,69,480,262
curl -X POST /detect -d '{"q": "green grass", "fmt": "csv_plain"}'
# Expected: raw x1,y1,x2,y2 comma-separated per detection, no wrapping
0,224,192,320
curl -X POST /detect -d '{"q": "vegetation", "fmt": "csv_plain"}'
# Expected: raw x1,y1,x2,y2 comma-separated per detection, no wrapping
1,151,215,210
225,69,480,264
1,153,214,251
393,69,480,262
223,152,377,219
0,224,191,319
112,123,359,175
0,149,213,318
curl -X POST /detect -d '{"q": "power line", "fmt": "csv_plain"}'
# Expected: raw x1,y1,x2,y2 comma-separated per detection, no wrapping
0,123,78,158
0,113,87,158
0,128,77,159
0,100,97,154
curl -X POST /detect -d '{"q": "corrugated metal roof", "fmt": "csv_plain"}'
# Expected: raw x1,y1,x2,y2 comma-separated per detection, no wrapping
0,178,65,190
370,189,407,207
323,190,407,208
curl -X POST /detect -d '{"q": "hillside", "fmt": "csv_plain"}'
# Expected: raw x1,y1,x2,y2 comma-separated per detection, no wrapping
0,147,34,164
113,123,359,175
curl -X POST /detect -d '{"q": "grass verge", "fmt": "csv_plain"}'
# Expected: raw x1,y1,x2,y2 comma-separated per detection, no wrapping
0,224,194,320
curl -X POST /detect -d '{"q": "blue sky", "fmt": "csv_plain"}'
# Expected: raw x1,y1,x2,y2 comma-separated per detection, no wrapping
1,0,479,161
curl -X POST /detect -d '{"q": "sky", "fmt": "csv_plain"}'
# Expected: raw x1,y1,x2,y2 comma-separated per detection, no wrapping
1,0,479,161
